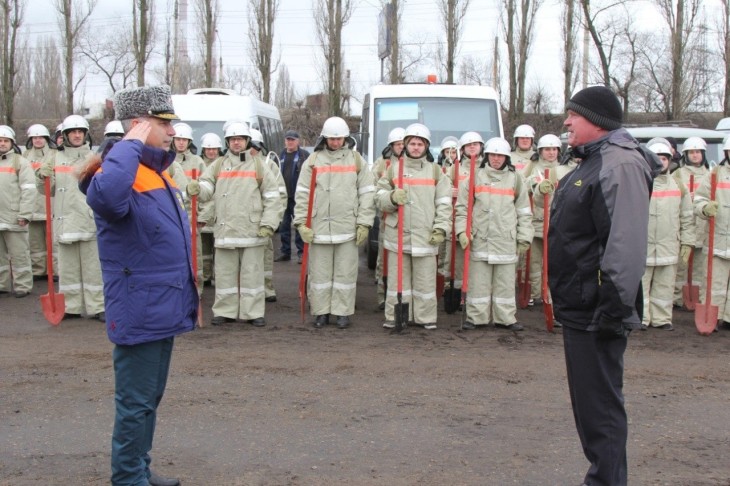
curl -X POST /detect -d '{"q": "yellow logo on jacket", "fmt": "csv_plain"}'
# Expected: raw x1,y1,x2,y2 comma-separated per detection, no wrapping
574,180,582,187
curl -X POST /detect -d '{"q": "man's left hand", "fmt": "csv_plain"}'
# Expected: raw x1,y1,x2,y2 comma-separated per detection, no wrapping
429,229,446,246
356,225,369,246
257,226,274,238
517,240,530,255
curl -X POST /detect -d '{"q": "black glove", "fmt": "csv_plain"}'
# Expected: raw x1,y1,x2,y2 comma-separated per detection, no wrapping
597,316,629,340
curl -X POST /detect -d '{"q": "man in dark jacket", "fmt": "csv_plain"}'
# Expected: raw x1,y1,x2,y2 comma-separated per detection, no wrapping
548,85,660,486
82,85,197,486
276,130,310,263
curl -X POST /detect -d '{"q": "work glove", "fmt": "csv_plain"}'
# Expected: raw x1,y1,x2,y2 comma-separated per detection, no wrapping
537,179,555,195
703,201,719,218
517,240,530,256
680,245,692,265
297,225,314,244
429,229,446,246
186,180,200,196
390,188,408,205
458,232,470,250
37,163,53,179
257,226,274,238
356,224,369,246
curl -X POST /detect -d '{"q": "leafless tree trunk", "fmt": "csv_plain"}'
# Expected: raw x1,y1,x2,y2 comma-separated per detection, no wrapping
14,36,65,124
385,0,400,84
313,0,353,116
610,22,641,121
437,0,470,84
273,64,296,109
579,0,612,86
54,0,97,114
0,0,24,125
194,0,219,88
132,0,155,87
561,0,578,106
720,0,730,116
248,0,279,102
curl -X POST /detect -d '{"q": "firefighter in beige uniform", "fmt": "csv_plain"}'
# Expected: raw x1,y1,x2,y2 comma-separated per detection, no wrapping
436,136,460,285
188,122,281,327
376,123,451,329
455,137,533,331
693,138,730,330
22,124,56,277
441,132,483,299
520,134,566,305
673,137,709,306
198,133,223,284
372,127,404,310
510,124,536,172
294,117,375,329
0,126,35,297
37,115,104,320
641,142,693,330
250,128,287,303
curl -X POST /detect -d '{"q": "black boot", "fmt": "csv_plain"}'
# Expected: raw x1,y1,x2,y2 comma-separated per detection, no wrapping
335,315,351,329
314,314,329,328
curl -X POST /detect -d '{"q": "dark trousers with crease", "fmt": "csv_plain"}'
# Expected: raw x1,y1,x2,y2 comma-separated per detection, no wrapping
280,197,303,257
563,326,628,486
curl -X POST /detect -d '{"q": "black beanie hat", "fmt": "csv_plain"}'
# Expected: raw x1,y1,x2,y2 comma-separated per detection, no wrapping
566,85,622,131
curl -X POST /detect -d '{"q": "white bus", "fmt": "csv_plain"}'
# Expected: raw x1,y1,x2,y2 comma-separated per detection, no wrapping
359,83,504,165
171,88,284,154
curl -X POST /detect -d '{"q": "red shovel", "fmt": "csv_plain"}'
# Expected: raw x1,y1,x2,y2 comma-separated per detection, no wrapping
695,172,718,335
40,177,64,325
299,167,317,324
394,156,408,332
190,169,203,327
682,174,700,310
542,169,554,331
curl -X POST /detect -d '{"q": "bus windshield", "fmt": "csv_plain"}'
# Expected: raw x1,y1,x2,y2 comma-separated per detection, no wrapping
374,97,501,158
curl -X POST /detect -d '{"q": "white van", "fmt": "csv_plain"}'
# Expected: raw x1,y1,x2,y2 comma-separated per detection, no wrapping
171,88,284,154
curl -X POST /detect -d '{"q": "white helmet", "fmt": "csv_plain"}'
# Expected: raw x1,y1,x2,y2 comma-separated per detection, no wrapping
537,134,562,150
458,131,484,149
513,124,535,139
224,122,251,140
0,125,16,142
104,120,124,136
404,123,431,145
62,114,89,132
173,122,193,140
27,124,50,139
440,136,459,151
387,127,405,145
321,116,350,138
250,128,264,144
648,142,672,157
723,137,730,152
682,136,706,152
484,137,512,157
201,132,222,149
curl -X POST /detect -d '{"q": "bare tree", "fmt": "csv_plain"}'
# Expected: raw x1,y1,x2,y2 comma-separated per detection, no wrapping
609,20,642,120
132,0,155,86
525,81,556,115
54,0,97,114
80,26,136,94
273,64,296,109
501,0,544,119
457,54,493,86
194,0,220,88
561,0,579,106
248,0,279,102
14,36,66,124
719,0,730,115
437,0,470,84
313,0,354,116
0,0,24,125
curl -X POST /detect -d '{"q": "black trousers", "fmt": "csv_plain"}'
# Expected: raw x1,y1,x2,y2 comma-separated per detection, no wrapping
563,326,628,486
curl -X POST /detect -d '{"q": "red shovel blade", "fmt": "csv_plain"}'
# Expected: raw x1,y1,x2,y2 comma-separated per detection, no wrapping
543,301,554,332
695,303,718,336
682,283,700,311
40,292,65,326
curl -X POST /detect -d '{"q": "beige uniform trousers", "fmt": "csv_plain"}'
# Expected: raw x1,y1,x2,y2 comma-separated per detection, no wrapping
213,246,265,320
264,238,275,298
308,241,358,317
674,249,706,307
709,256,730,322
375,215,387,305
642,264,677,326
0,230,33,293
28,221,48,276
385,253,437,324
467,261,517,325
529,237,544,300
440,238,464,288
57,240,104,315
201,232,215,282
193,231,203,298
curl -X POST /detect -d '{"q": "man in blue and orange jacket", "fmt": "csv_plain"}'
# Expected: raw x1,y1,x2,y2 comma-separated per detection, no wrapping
80,85,197,486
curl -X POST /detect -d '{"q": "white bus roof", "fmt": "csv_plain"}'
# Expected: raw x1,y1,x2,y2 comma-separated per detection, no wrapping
367,83,500,101
171,92,280,122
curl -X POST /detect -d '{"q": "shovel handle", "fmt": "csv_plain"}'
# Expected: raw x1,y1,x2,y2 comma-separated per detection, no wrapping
44,177,57,300
299,167,317,324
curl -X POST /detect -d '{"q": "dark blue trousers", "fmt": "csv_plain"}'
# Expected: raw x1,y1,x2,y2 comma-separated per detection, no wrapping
563,326,628,486
111,338,174,486
280,197,303,257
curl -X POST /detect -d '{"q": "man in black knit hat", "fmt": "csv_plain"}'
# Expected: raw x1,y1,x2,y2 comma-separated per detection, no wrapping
548,85,661,486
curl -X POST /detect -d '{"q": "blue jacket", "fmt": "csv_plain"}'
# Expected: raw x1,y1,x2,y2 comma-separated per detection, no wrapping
83,140,198,345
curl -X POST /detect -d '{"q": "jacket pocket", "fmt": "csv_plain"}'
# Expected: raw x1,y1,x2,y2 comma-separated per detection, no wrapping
563,273,599,310
125,271,185,332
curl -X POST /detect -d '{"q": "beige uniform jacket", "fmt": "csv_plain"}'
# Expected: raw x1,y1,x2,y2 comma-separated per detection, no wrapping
22,146,54,220
694,164,730,259
0,152,35,230
647,173,694,266
675,164,708,248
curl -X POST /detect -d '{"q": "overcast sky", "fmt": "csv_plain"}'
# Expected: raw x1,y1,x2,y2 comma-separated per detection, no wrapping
20,0,724,114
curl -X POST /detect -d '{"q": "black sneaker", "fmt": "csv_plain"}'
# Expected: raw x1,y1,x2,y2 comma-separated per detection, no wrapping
249,318,266,327
495,322,524,331
461,321,476,330
265,295,277,302
314,314,329,328
335,315,351,329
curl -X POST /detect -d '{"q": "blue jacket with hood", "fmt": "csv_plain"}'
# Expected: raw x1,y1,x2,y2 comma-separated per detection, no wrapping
81,139,198,345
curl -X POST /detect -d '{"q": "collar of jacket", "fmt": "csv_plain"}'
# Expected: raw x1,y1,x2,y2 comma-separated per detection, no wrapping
404,154,427,168
139,142,176,173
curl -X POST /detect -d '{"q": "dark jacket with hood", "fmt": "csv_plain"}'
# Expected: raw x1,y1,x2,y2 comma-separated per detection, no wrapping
548,128,661,335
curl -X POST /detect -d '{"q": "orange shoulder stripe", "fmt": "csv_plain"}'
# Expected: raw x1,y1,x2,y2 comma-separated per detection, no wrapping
218,170,257,179
475,186,515,196
316,165,357,174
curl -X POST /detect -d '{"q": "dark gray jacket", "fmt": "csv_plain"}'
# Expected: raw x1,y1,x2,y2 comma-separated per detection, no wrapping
548,128,661,335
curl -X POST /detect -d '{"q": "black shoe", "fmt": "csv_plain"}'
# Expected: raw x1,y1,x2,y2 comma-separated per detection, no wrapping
461,321,475,330
249,317,266,327
313,314,329,328
149,470,180,486
63,313,81,319
335,315,351,329
94,312,106,322
495,322,524,331
274,254,291,262
14,291,29,298
265,295,277,302
722,321,730,330
656,323,674,331
378,301,385,311
297,254,303,264
211,316,235,326
640,324,648,331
